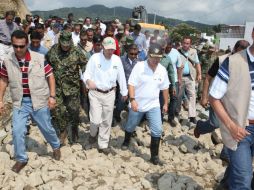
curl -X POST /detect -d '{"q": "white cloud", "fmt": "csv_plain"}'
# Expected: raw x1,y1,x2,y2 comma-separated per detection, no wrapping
24,0,254,24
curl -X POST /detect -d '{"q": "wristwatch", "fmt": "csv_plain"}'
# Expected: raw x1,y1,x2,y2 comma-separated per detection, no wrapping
130,97,135,102
49,95,56,99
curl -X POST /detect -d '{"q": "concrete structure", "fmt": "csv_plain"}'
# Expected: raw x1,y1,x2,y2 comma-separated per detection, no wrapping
217,22,254,50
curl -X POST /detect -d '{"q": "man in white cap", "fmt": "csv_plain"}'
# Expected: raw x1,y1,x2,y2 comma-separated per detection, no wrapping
83,37,128,155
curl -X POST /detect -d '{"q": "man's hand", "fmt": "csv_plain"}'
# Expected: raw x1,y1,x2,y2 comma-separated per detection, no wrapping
121,96,128,102
200,97,209,108
86,80,97,90
229,122,250,142
131,100,138,112
196,74,202,82
0,101,4,114
48,97,56,109
162,104,168,113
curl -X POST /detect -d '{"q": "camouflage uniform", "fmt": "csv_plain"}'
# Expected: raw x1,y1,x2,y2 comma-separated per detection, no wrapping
198,47,216,99
77,42,91,117
46,31,87,144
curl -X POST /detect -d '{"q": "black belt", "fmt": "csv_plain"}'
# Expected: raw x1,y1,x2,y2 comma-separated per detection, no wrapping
95,87,115,94
249,120,254,125
0,40,11,46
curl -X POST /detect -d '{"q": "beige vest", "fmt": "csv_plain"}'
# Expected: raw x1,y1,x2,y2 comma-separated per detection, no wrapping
219,50,251,150
4,51,50,110
180,48,198,80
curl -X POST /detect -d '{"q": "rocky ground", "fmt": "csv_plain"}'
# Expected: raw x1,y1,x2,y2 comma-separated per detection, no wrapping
0,91,227,190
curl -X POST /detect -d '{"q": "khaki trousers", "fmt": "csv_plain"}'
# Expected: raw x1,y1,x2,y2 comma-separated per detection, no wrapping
88,89,115,149
177,76,197,117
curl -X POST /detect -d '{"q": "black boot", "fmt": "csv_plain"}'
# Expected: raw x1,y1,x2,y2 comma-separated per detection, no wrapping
150,136,164,166
71,127,79,144
121,131,132,150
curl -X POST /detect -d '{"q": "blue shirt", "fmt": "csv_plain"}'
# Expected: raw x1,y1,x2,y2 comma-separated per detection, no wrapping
131,32,147,52
29,44,48,56
182,50,200,75
167,48,182,82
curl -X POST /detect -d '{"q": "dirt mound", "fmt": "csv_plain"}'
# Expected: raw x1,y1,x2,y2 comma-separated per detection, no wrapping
0,0,30,19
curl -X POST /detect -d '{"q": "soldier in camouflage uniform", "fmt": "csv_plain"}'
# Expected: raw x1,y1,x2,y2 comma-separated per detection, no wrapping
46,31,87,145
197,46,216,100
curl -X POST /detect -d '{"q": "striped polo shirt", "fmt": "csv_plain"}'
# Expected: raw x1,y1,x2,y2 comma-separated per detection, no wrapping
0,51,53,97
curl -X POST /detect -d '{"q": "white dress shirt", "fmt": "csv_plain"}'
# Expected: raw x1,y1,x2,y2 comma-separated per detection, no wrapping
72,32,80,46
83,51,128,96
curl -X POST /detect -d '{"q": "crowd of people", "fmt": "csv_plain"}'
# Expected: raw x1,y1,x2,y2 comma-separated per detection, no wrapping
0,10,254,190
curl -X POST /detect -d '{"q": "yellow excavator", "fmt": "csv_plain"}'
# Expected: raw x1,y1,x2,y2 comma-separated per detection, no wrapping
128,5,166,34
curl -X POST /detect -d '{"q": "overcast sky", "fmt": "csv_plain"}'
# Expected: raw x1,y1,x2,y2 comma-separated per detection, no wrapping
24,0,254,25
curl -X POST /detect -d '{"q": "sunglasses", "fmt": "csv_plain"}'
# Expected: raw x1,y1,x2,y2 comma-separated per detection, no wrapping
13,44,26,49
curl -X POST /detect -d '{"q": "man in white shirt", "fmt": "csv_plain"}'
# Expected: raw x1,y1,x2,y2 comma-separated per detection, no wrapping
83,17,93,30
72,23,81,46
83,37,128,155
47,23,60,46
95,18,106,36
121,43,169,165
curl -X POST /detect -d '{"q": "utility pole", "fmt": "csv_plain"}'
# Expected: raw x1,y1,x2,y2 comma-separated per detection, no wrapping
153,13,156,24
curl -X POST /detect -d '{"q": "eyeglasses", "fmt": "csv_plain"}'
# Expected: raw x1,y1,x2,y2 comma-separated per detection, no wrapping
13,44,26,49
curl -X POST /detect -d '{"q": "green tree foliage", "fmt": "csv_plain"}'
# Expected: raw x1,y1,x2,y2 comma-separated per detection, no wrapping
213,24,222,33
169,23,201,43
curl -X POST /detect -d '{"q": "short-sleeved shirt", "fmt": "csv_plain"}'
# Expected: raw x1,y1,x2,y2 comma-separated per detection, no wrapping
0,51,52,97
167,48,182,82
128,61,170,112
182,49,200,75
210,47,254,119
131,32,147,52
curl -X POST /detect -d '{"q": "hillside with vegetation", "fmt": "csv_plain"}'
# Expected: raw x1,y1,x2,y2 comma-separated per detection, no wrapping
32,4,214,33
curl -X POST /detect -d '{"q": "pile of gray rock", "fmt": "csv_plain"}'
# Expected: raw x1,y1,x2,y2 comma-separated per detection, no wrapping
0,104,226,189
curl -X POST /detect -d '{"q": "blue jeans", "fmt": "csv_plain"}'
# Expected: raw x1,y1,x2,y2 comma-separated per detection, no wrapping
114,85,127,118
227,125,254,190
168,83,179,120
12,97,60,162
124,107,162,137
196,106,219,134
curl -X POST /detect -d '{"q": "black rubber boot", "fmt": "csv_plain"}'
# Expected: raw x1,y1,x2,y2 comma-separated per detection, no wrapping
150,136,165,166
71,126,79,144
121,131,132,150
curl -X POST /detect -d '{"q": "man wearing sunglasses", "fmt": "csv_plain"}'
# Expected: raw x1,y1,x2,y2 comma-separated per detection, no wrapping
0,30,61,173
113,44,139,124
